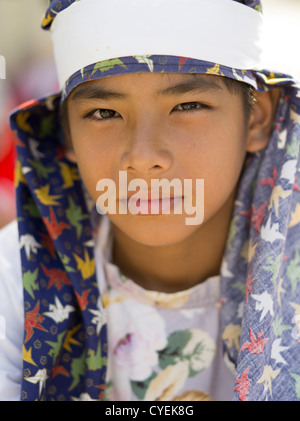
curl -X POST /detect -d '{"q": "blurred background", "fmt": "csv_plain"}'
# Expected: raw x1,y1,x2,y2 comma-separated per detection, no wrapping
0,0,300,229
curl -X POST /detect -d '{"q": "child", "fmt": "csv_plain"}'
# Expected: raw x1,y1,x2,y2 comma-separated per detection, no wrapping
0,0,300,401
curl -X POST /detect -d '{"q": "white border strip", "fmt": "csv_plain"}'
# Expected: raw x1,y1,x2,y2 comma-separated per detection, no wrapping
51,0,263,88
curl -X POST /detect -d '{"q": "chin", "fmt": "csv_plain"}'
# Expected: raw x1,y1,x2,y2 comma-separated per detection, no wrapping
110,214,200,247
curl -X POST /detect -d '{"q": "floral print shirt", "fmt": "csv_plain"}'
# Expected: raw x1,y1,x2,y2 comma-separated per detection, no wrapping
95,217,235,401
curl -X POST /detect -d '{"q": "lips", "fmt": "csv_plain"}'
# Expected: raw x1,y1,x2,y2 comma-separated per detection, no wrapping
120,191,175,201
119,196,183,215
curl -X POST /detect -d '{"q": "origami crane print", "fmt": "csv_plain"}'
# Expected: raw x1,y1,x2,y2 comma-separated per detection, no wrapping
234,367,251,401
252,291,274,322
240,329,269,355
271,338,289,365
43,207,70,239
41,264,72,291
257,365,280,398
268,186,292,217
25,301,48,343
43,296,75,323
19,234,42,260
34,184,62,206
25,368,48,397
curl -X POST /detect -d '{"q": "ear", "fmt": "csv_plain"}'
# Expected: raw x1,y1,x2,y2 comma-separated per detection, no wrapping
65,143,77,163
246,88,281,153
65,130,77,162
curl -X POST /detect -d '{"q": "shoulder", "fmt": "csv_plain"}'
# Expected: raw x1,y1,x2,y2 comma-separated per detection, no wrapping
0,220,23,401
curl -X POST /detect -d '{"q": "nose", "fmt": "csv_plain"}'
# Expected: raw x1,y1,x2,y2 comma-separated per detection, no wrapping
120,113,173,177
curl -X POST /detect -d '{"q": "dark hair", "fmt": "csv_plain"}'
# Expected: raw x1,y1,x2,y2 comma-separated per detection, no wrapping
221,77,256,119
60,99,69,139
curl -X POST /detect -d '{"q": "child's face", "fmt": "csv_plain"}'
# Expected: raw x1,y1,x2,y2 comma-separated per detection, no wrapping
67,72,251,247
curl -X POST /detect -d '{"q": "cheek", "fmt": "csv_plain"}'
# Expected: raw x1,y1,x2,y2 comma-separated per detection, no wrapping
70,131,118,203
179,120,247,177
180,123,247,214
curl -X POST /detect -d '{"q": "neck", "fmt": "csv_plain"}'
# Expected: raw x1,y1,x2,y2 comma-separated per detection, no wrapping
111,188,236,293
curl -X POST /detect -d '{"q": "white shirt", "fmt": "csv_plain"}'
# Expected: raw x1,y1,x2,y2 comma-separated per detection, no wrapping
0,221,23,400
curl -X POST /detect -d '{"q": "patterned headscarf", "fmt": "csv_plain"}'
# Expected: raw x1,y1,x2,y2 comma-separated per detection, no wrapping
9,0,300,400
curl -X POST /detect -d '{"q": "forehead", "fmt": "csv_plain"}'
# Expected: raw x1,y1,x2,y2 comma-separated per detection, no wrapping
69,72,225,102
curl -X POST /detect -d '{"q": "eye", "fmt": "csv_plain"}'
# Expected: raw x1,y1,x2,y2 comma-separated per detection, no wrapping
173,102,210,112
86,108,121,120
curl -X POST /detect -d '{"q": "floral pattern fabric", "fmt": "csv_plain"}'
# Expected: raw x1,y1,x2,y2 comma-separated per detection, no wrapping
6,0,300,401
94,217,235,401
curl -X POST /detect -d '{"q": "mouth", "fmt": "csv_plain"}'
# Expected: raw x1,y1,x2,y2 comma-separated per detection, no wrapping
118,196,183,215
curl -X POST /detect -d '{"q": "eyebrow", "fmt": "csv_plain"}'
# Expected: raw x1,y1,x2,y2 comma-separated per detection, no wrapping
71,85,127,101
157,78,222,97
70,77,222,102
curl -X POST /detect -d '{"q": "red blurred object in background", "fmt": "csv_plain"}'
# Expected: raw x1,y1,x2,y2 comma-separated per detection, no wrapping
0,117,16,229
0,122,16,181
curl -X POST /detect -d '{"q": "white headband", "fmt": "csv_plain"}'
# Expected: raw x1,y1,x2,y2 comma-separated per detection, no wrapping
51,0,263,89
